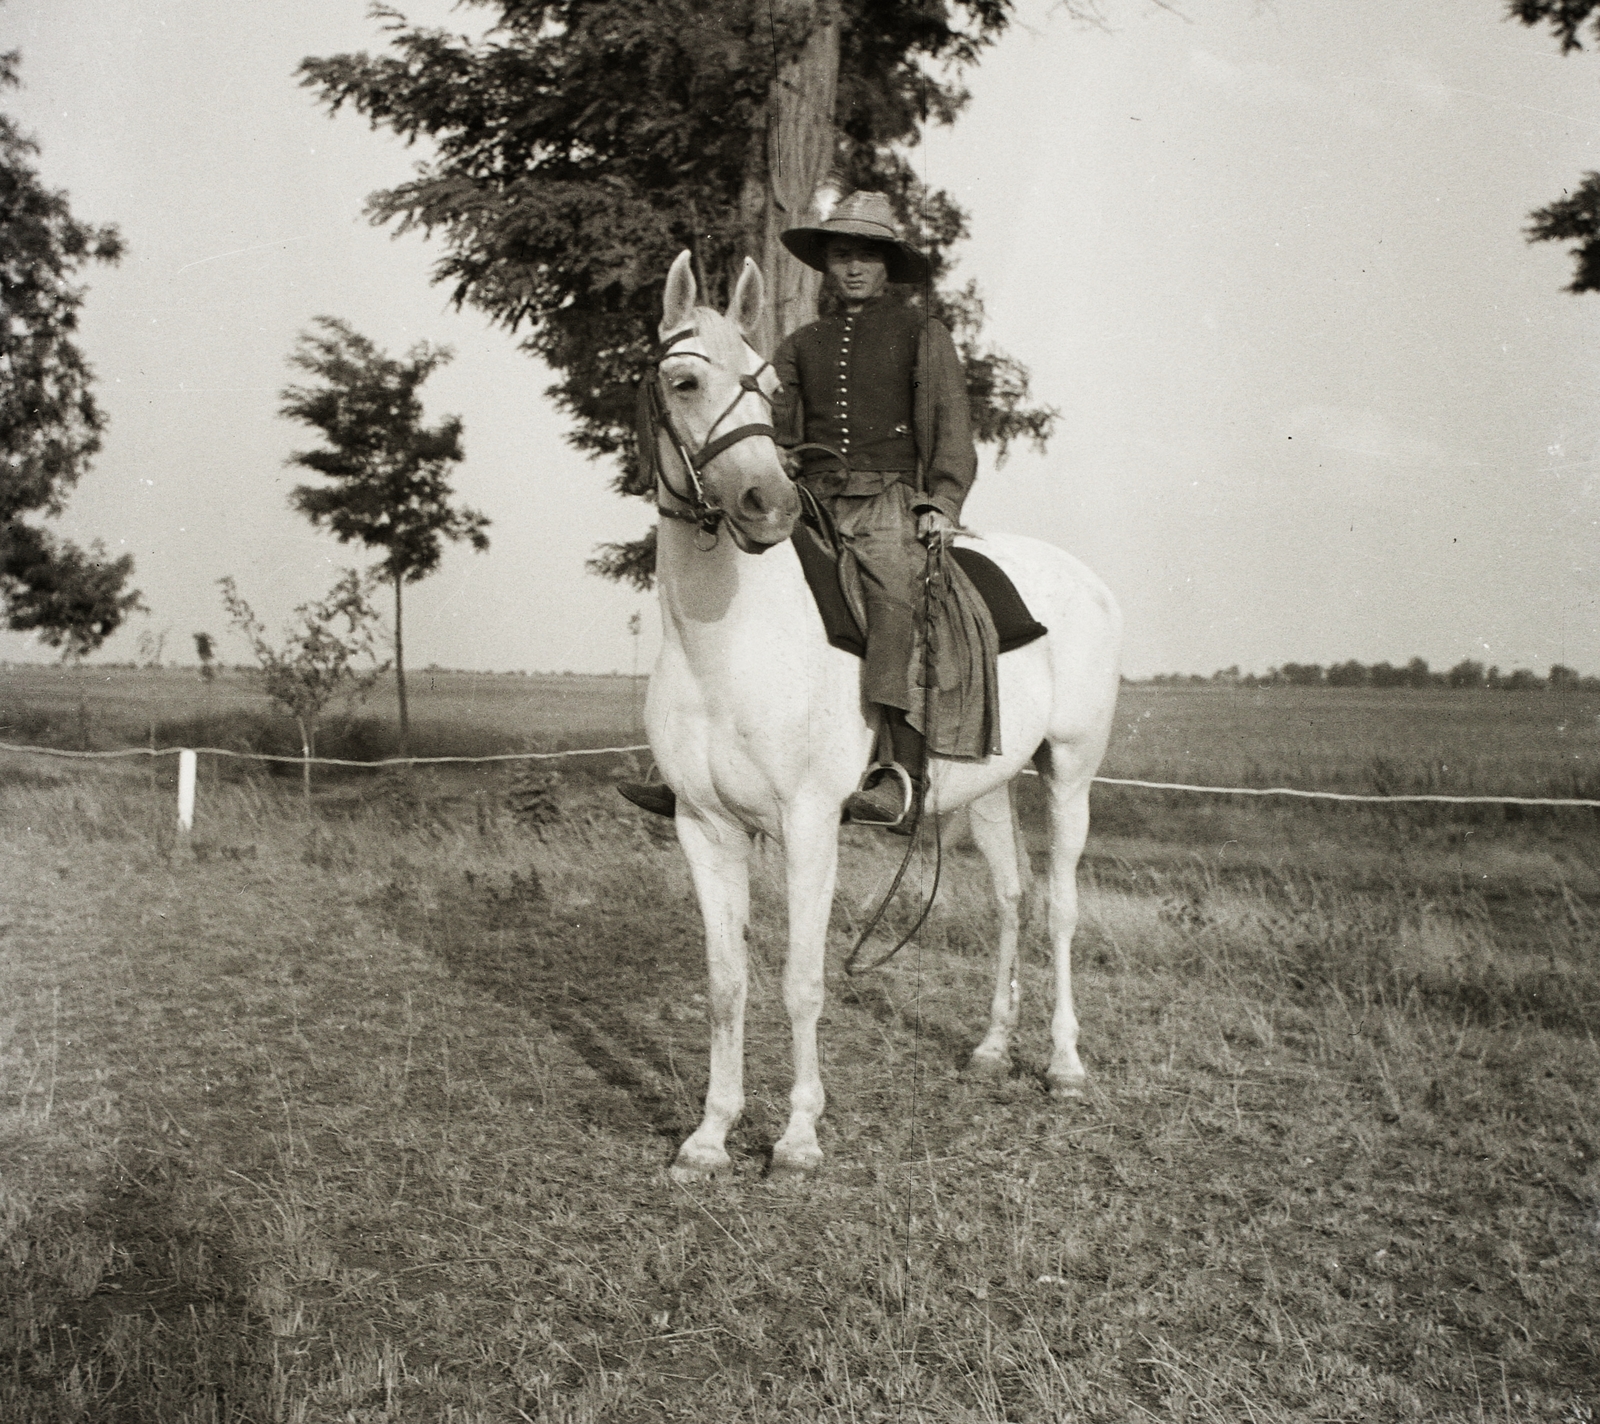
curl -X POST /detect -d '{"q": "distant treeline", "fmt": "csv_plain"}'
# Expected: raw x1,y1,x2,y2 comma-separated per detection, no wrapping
1145,659,1600,691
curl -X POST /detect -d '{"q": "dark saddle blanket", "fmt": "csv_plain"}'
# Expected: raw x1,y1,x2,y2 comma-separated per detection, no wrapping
792,497,1048,660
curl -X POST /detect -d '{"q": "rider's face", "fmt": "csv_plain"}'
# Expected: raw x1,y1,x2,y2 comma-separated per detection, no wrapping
825,238,890,306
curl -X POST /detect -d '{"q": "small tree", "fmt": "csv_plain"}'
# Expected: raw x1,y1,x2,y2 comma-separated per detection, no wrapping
136,627,167,668
219,571,388,804
193,631,216,682
279,318,489,754
1447,658,1486,689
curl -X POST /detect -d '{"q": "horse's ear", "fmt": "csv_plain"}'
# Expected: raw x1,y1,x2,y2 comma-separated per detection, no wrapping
727,257,764,339
662,249,697,336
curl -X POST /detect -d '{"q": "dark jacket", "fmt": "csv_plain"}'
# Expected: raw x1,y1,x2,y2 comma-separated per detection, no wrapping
772,297,978,523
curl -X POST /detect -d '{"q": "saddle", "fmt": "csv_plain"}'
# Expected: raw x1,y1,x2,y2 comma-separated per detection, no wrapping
792,486,1048,659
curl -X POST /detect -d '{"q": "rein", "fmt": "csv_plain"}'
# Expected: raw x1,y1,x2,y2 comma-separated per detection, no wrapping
844,536,949,976
645,326,777,539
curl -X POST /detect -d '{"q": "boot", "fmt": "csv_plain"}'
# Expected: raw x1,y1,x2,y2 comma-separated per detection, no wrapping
618,781,677,819
843,710,924,834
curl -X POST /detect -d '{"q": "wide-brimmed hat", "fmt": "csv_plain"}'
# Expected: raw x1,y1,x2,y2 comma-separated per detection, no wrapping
780,191,931,285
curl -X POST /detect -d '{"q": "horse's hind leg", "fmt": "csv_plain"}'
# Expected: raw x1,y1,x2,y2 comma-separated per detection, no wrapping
672,812,753,1181
967,782,1027,1079
1036,742,1092,1097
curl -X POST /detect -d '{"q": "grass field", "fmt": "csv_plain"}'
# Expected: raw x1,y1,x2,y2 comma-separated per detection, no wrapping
0,666,650,764
1,671,1597,1421
5,664,1598,795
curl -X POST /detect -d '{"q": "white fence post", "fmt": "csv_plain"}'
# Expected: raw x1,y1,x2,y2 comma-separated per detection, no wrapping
177,748,197,831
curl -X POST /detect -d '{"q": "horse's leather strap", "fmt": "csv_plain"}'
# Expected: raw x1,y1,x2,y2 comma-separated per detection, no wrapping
691,422,778,470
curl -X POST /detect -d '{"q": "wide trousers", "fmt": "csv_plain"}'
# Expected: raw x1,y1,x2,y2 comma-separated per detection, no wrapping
827,481,926,712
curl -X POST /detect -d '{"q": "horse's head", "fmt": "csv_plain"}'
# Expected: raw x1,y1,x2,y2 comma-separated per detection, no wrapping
650,250,800,553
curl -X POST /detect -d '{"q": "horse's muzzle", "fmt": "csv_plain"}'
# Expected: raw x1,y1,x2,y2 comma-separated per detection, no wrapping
727,477,800,552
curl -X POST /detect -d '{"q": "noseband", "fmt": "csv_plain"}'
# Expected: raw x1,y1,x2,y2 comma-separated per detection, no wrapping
643,327,776,538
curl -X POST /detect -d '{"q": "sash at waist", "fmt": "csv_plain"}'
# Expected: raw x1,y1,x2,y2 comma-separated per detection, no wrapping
796,467,917,502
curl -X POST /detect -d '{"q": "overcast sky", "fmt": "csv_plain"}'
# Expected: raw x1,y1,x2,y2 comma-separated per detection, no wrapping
5,0,1598,677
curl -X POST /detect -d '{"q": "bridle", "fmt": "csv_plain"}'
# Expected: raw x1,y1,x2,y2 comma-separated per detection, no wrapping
643,326,776,539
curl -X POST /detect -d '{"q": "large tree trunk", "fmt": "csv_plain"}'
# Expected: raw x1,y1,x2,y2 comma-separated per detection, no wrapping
394,572,410,757
741,0,840,356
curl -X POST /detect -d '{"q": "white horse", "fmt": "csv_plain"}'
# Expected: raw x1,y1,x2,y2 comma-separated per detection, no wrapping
643,250,1122,1182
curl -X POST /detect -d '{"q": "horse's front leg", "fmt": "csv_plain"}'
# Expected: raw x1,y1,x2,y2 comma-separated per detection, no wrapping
770,797,841,1180
673,810,753,1181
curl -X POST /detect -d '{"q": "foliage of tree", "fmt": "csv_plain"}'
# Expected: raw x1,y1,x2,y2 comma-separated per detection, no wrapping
219,570,389,801
0,46,140,654
298,0,1067,585
280,317,489,751
1524,173,1600,291
1510,0,1600,52
1272,661,1322,686
1511,2,1600,288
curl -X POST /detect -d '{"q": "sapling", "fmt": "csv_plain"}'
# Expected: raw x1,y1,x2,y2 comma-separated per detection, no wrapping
219,570,389,806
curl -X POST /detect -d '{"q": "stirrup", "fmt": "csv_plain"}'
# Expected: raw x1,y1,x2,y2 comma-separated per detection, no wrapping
844,762,917,829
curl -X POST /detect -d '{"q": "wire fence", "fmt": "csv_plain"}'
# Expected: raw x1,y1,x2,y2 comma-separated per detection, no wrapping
3,737,1599,808
0,739,650,768
1087,775,1600,808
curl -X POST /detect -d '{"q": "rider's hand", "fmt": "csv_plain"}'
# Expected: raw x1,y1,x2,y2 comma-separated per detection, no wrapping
917,509,956,545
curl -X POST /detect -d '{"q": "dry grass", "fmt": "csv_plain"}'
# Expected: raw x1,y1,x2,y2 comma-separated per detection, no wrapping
1103,684,1600,801
2,754,1596,1422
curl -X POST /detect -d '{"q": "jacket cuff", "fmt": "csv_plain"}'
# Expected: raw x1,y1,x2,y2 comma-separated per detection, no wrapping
912,494,961,522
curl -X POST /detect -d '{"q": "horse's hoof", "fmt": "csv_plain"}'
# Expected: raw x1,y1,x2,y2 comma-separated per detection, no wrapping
964,1051,1011,1082
1046,1072,1087,1100
670,1146,731,1182
767,1148,822,1184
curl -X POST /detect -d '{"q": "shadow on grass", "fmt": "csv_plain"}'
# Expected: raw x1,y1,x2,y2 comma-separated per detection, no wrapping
2,1154,272,1424
391,851,711,1150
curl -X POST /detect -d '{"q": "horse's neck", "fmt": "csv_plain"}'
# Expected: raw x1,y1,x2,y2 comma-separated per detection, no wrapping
656,520,816,668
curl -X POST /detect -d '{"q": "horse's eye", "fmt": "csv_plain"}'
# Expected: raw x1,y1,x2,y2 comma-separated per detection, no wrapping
671,376,699,394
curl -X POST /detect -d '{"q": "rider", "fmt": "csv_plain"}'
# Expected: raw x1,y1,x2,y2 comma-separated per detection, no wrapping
774,191,977,829
618,191,977,830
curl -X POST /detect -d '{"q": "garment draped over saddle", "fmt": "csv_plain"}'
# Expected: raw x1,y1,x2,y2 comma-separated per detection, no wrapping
792,491,1046,762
